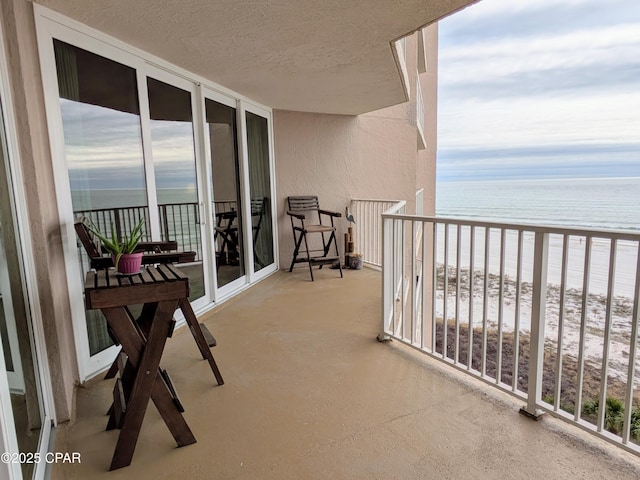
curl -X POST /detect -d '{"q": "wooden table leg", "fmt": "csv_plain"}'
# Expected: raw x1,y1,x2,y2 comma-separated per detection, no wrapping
179,298,224,385
103,302,196,470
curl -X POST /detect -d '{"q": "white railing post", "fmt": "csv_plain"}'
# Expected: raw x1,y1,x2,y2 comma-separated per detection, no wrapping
380,214,393,341
520,231,548,419
378,202,406,342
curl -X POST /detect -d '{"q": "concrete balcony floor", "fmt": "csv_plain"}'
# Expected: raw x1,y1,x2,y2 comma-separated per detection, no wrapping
53,267,640,479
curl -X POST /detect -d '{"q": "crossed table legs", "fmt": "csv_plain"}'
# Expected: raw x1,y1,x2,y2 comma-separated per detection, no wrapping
102,300,196,471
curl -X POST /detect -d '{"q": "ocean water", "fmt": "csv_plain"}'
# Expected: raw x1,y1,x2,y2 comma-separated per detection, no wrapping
436,177,640,231
434,177,640,380
71,188,197,212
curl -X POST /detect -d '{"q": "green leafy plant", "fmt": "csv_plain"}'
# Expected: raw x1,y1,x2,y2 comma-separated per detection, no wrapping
87,218,145,269
630,405,640,442
583,397,625,435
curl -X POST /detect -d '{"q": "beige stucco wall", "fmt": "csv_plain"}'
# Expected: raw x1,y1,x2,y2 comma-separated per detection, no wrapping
419,24,439,216
0,0,77,422
273,105,418,270
273,29,438,271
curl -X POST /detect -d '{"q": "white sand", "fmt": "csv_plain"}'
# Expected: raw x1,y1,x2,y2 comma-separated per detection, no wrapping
434,229,640,383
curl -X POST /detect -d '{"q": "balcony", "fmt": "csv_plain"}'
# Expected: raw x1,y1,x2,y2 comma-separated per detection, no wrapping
53,266,640,478
381,201,640,458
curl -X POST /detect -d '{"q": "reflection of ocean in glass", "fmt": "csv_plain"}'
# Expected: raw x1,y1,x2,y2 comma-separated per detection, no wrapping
72,187,200,247
71,188,196,211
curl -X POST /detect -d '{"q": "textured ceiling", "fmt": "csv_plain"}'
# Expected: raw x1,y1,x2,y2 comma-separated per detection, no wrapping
35,0,478,114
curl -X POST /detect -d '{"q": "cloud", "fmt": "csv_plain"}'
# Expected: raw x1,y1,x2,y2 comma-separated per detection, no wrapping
61,99,199,190
437,0,640,182
437,142,640,181
443,0,640,44
440,24,640,98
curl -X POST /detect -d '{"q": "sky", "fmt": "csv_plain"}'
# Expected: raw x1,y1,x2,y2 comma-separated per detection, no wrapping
436,0,640,182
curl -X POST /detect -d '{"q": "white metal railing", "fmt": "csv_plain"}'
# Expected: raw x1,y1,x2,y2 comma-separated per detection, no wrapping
350,198,404,267
382,210,640,456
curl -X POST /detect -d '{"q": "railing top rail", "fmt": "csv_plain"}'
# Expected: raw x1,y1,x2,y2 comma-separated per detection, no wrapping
351,198,405,204
381,213,640,241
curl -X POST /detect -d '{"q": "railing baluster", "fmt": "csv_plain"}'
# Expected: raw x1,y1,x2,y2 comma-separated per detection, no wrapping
554,234,569,409
443,223,449,359
411,220,420,343
622,242,640,444
575,236,592,422
513,230,524,392
114,208,122,240
455,225,462,363
161,205,169,241
401,219,407,340
392,218,398,335
597,239,617,433
482,227,490,376
421,219,428,350
432,222,438,353
497,228,506,385
468,225,475,371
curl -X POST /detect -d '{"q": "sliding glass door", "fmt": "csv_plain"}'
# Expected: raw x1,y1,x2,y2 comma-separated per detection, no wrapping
53,42,208,365
43,23,278,378
54,40,146,357
244,107,276,275
205,94,246,291
147,74,205,303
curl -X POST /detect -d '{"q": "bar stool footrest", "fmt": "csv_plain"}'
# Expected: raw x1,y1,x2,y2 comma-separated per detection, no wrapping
199,323,217,347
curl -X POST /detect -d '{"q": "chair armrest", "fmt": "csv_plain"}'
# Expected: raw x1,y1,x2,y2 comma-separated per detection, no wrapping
101,241,179,254
135,241,179,253
318,209,342,218
140,251,196,265
287,210,306,220
90,257,115,270
90,250,196,269
216,211,237,220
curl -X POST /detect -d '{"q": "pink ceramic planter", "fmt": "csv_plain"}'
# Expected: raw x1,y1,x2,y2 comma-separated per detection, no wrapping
113,252,143,274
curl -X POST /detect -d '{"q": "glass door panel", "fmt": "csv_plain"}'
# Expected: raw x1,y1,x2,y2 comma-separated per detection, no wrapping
206,98,245,288
245,111,275,271
147,77,204,301
54,39,146,355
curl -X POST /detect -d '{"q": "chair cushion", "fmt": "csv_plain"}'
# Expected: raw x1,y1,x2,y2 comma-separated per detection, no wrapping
304,224,335,233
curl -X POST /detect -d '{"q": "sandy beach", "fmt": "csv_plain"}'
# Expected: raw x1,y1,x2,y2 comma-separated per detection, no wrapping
434,228,640,384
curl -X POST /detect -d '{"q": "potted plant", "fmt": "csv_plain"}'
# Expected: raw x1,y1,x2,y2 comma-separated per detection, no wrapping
88,218,145,274
349,253,364,270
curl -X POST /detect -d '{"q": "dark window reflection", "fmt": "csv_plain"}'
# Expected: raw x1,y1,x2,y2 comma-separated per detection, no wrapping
207,99,245,287
246,112,274,271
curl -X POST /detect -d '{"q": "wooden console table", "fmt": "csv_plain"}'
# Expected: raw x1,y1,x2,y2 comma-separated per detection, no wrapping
84,264,215,470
